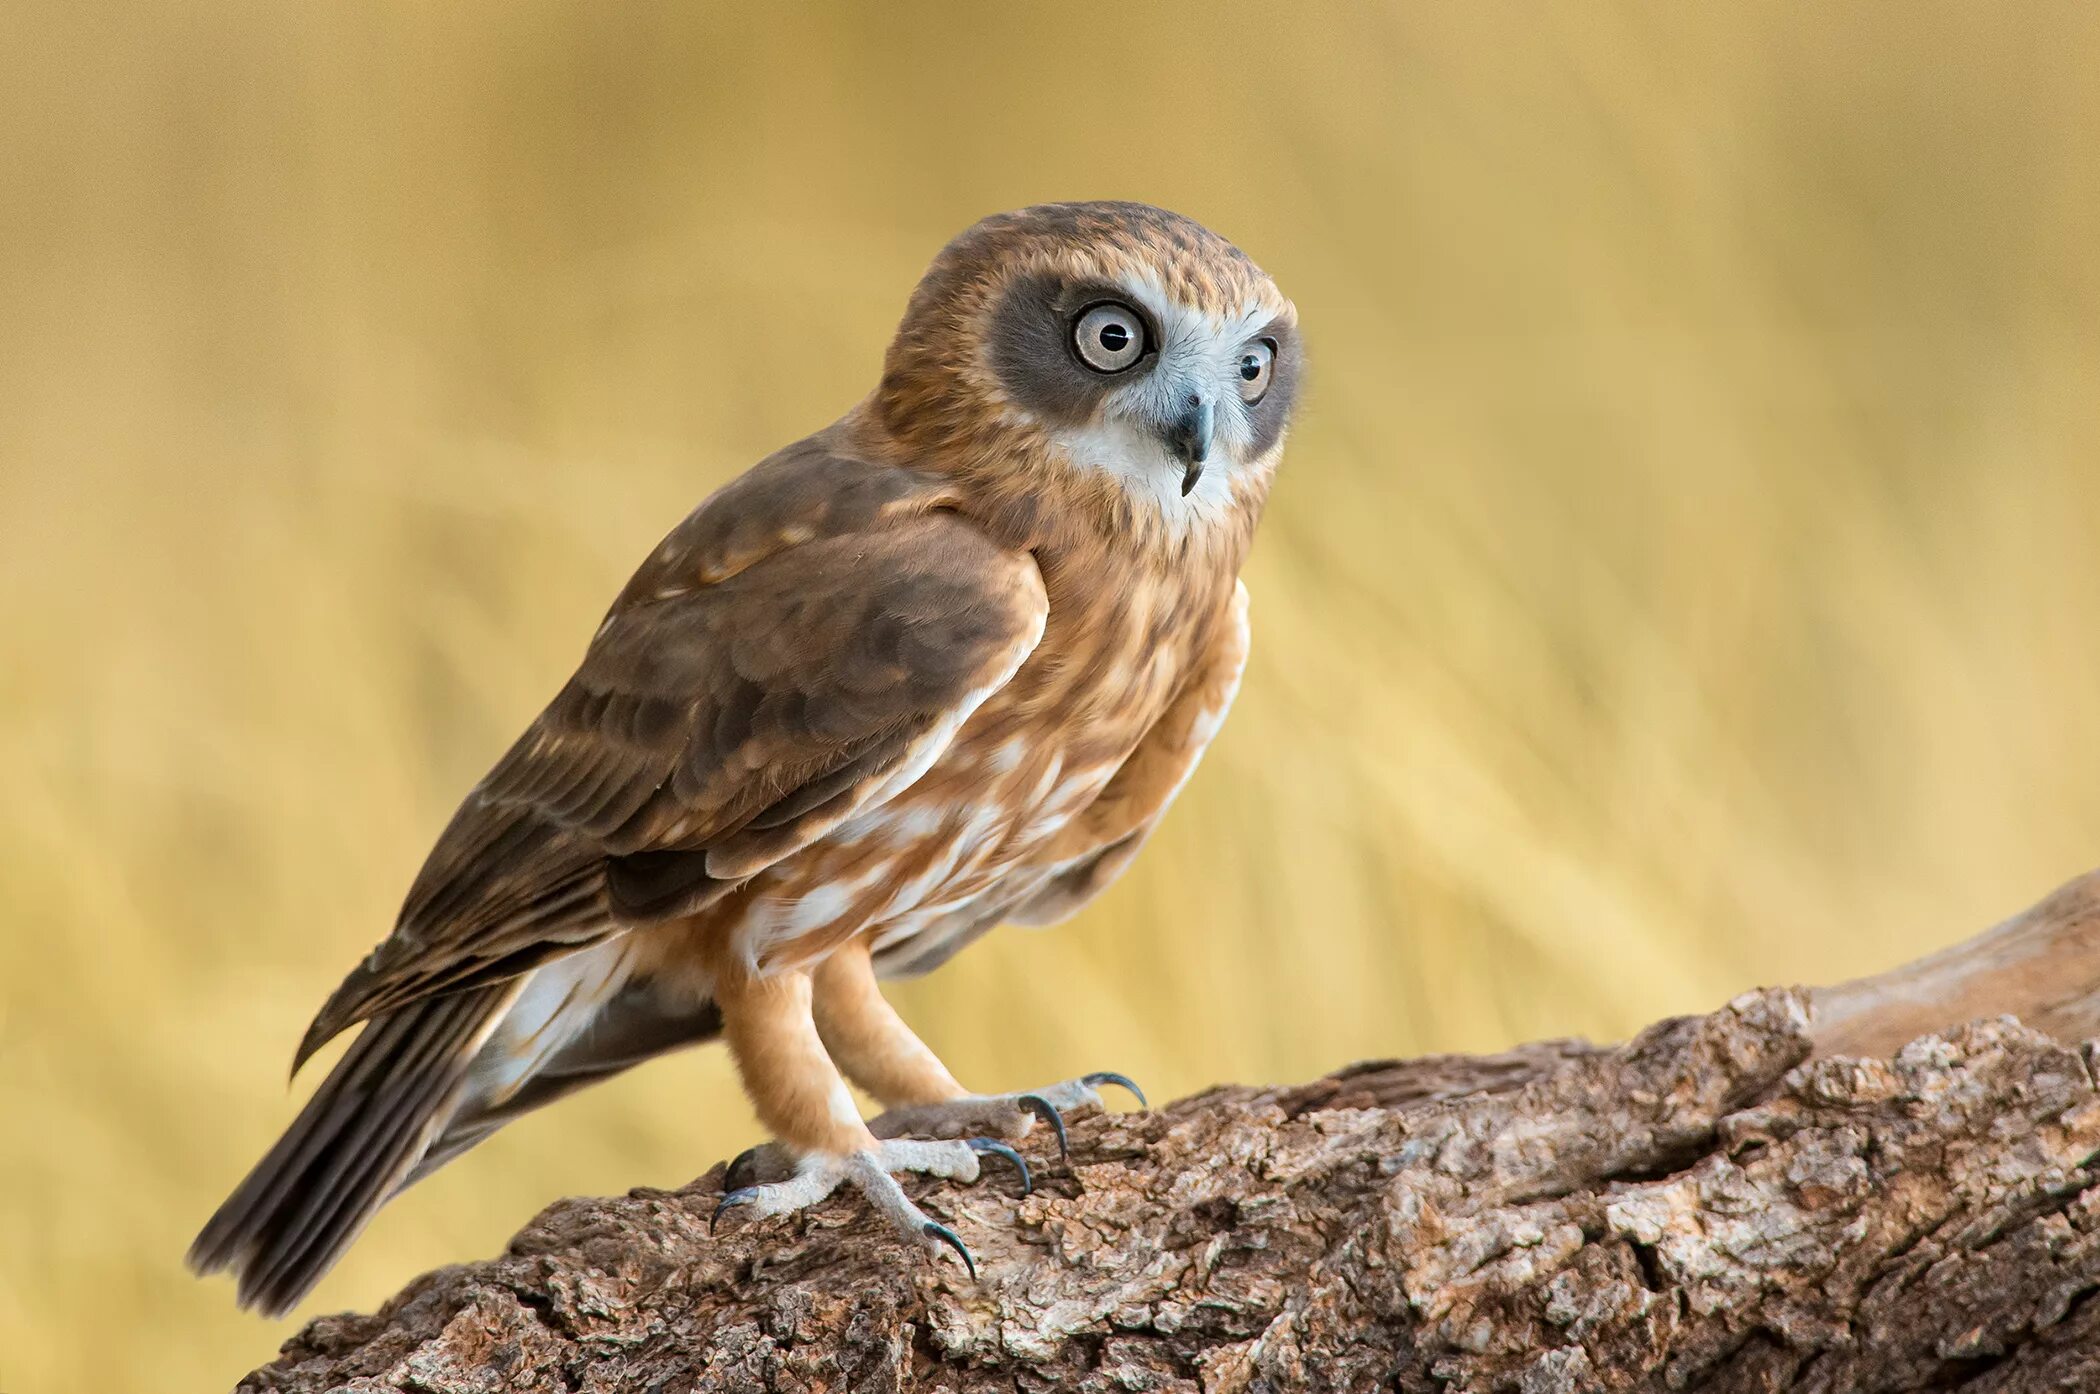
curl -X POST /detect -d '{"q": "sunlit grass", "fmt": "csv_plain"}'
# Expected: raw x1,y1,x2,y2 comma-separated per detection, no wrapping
4,3,2099,1390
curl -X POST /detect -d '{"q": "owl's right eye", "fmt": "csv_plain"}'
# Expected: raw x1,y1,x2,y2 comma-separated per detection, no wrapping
1072,302,1148,373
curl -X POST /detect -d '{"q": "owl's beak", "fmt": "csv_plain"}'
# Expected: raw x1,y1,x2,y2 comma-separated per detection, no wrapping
1164,397,1216,496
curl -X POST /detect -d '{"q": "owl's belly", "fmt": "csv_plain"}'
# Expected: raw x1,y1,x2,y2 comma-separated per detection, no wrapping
724,733,1123,973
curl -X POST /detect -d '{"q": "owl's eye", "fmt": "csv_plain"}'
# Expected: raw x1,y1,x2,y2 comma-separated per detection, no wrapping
1236,339,1277,404
1072,302,1148,373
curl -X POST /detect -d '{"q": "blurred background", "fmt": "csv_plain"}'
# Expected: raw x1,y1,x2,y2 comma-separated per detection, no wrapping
4,2,2099,1388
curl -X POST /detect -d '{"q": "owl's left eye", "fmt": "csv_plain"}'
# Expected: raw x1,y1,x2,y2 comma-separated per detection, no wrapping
1236,339,1277,404
1072,302,1149,373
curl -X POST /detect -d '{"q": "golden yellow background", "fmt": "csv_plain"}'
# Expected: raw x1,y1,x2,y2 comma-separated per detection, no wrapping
5,3,2099,1388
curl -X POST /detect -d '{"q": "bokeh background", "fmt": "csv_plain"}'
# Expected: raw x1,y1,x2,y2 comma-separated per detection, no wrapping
5,2,2099,1388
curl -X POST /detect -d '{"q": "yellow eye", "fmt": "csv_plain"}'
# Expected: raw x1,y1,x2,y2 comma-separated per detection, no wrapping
1073,302,1147,373
1236,339,1276,404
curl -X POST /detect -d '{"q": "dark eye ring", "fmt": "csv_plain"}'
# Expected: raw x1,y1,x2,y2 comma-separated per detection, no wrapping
1072,301,1149,373
1236,337,1277,404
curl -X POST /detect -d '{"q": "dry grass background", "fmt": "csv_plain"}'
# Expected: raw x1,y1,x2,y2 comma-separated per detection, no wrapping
3,2,2099,1389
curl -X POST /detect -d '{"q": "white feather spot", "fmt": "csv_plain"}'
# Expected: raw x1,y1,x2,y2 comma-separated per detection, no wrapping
887,805,948,843
782,881,851,934
477,941,631,1098
1189,702,1230,746
1026,752,1065,807
1020,808,1074,842
827,1076,864,1130
1049,765,1111,812
874,834,969,921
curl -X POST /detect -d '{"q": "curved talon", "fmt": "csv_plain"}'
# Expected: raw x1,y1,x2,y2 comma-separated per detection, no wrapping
967,1137,1032,1196
711,1186,760,1234
922,1219,977,1280
1016,1094,1069,1162
724,1146,761,1192
1083,1071,1148,1109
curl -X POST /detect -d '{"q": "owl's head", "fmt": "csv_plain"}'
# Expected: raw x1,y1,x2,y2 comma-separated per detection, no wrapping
875,202,1300,531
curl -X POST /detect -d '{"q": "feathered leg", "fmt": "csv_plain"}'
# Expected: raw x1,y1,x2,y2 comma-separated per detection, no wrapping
708,957,1026,1277
727,941,1140,1191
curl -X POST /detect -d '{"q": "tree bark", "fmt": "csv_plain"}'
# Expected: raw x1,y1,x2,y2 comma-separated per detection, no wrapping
242,871,2100,1393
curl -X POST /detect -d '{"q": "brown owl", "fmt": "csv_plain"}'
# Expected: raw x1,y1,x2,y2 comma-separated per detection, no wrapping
192,200,1301,1313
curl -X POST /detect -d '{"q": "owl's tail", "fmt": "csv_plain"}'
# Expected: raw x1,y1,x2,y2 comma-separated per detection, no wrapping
190,941,723,1316
188,983,515,1316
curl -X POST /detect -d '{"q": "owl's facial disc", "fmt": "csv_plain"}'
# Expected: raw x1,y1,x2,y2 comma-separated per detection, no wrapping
987,270,1297,514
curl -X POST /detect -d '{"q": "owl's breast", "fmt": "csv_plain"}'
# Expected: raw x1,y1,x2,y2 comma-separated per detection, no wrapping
717,554,1231,974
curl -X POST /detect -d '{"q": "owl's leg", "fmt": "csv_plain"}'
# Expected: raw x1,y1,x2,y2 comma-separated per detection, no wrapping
708,959,1025,1275
723,940,1141,1184
811,938,968,1106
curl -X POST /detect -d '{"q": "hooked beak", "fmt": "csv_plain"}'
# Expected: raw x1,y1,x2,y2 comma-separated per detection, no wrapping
1163,397,1216,496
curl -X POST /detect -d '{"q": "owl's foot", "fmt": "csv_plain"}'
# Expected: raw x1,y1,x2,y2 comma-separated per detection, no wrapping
711,1137,1029,1278
723,1073,1144,1189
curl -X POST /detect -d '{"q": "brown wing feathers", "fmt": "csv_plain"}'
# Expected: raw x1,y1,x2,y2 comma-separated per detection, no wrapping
193,444,1049,1313
294,460,1046,1067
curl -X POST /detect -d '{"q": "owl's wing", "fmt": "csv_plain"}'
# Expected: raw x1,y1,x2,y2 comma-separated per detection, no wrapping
295,445,1047,1070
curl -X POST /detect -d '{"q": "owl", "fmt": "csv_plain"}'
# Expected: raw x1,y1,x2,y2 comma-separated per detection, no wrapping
192,201,1301,1313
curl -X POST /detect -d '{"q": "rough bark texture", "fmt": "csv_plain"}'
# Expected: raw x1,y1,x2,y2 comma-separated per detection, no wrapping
242,872,2100,1393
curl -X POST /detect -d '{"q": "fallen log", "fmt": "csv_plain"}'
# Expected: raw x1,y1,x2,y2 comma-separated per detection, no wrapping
239,871,2100,1393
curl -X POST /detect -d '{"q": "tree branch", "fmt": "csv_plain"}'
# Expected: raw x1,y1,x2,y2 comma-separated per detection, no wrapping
241,871,2100,1393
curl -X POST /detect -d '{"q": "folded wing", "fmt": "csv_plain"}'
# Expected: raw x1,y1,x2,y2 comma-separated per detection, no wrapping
297,446,1048,1070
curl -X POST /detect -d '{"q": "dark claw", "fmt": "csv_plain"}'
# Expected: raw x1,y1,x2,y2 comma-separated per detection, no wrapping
967,1137,1032,1196
724,1145,762,1192
1015,1094,1069,1162
922,1219,977,1280
711,1186,760,1234
1083,1071,1148,1109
